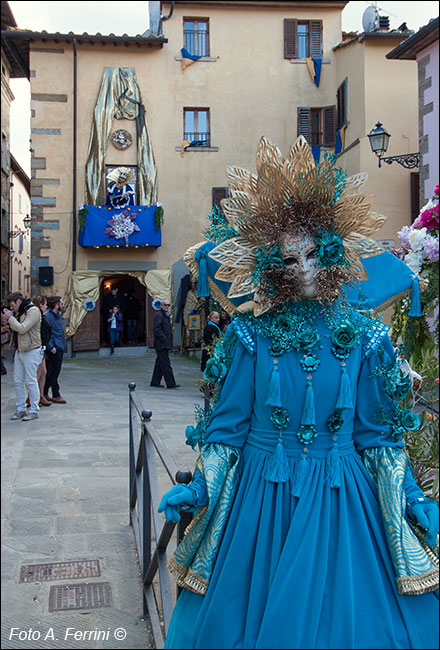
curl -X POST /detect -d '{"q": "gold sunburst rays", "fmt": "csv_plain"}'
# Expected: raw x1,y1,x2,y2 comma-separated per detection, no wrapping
209,237,257,269
295,161,335,205
282,135,316,184
256,163,296,208
255,137,284,173
226,165,259,195
342,172,369,196
344,232,385,258
333,194,376,236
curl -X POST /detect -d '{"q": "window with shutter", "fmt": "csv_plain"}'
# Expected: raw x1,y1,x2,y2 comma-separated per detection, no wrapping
336,78,348,130
284,19,298,59
284,19,322,59
297,107,312,144
212,187,229,209
322,106,337,147
310,21,323,58
298,106,336,147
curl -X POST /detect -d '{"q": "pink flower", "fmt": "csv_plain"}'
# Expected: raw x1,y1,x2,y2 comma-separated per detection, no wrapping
434,185,439,197
416,208,439,231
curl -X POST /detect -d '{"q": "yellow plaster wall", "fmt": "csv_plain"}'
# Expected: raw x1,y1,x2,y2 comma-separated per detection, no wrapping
334,37,418,246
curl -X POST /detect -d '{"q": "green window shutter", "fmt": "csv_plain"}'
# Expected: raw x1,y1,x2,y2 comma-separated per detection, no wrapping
322,105,337,147
284,19,298,59
310,21,323,58
297,107,312,143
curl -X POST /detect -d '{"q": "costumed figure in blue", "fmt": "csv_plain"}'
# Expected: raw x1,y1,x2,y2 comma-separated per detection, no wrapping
159,136,439,649
105,166,135,210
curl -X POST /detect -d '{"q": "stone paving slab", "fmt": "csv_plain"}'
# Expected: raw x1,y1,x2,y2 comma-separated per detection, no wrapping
1,349,204,649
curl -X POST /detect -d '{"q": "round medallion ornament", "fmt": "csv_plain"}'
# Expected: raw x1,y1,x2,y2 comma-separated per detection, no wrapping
83,299,96,311
111,129,132,150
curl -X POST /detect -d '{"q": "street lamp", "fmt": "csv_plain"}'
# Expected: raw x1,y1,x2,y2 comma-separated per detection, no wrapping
9,214,32,238
367,122,420,169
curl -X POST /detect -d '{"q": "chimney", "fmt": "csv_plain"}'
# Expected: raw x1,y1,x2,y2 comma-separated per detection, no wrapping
379,16,390,31
144,1,161,37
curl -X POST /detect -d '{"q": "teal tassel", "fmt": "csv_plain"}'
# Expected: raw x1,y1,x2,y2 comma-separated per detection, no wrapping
262,437,290,483
335,368,353,410
291,454,308,497
408,277,422,317
196,254,210,297
301,380,316,426
324,442,341,488
265,365,282,407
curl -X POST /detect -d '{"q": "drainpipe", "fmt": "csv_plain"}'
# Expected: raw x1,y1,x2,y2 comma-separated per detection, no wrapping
72,37,77,272
158,1,174,35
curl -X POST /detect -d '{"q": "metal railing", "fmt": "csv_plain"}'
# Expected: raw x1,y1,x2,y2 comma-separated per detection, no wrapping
128,382,192,649
183,131,210,147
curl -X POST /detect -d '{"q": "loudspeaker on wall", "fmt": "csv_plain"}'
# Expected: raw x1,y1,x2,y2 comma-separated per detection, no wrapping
39,266,54,286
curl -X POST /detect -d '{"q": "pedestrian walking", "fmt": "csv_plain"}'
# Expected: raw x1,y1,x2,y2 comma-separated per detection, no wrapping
150,299,180,389
43,296,67,404
3,292,42,421
107,305,123,354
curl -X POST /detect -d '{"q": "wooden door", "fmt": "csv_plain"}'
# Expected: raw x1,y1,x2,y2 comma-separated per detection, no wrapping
71,300,100,351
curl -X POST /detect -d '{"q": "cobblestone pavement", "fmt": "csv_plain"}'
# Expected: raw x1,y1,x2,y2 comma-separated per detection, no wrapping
1,348,204,649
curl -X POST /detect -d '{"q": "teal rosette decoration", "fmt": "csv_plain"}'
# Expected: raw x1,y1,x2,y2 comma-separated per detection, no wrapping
271,407,291,431
300,354,320,373
204,358,228,384
315,230,346,267
399,408,421,432
327,411,344,432
293,327,321,352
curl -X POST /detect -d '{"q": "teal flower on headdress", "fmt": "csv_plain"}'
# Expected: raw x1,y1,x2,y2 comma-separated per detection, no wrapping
314,230,346,268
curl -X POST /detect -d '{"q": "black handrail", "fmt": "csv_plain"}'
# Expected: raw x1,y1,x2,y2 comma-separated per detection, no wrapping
128,382,192,649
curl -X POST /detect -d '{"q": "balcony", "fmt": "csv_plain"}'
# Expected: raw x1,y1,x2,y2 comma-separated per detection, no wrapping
78,205,162,248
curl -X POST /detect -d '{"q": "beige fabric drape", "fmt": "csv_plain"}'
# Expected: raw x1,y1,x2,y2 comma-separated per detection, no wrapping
85,67,157,206
65,269,172,338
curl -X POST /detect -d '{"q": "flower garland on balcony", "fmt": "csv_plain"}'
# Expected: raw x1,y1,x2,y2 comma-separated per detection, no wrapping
104,208,140,245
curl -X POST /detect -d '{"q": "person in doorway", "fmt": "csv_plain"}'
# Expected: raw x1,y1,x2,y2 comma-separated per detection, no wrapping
124,290,142,344
150,299,180,389
158,136,438,649
44,296,67,404
102,285,125,345
107,305,123,354
3,292,42,421
200,311,222,373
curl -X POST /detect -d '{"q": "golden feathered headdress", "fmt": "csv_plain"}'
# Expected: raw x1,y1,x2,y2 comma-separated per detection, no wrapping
186,136,387,316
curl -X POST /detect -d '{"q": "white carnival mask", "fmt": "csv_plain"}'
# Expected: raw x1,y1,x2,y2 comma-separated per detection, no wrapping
280,234,319,298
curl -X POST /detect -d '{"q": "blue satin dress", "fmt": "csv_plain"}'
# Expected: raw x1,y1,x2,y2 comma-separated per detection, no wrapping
165,309,439,649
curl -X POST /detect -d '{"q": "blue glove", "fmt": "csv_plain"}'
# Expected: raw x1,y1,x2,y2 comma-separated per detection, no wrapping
408,499,439,547
158,484,196,523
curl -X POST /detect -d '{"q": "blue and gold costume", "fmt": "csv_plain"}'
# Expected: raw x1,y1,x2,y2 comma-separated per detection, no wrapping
161,137,438,649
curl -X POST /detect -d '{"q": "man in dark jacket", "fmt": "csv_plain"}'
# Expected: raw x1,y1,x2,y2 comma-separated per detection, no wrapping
150,299,180,389
43,296,67,404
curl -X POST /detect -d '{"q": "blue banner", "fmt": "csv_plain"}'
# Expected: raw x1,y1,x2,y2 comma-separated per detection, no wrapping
78,205,162,248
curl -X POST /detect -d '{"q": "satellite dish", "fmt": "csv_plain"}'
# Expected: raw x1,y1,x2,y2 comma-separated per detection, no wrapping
362,5,379,32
